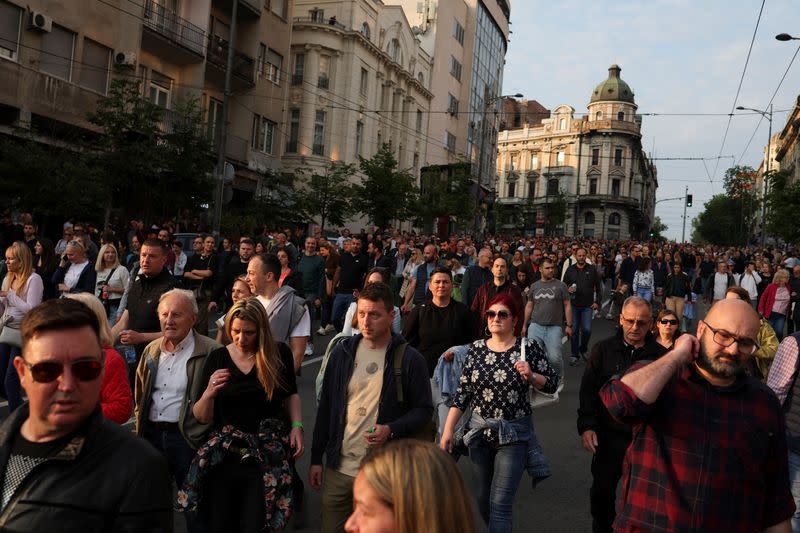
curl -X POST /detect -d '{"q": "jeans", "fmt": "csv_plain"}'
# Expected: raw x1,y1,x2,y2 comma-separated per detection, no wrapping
527,323,564,379
636,287,652,302
469,437,527,532
769,312,787,341
571,306,594,358
331,293,355,332
320,297,333,328
0,343,22,412
789,450,800,533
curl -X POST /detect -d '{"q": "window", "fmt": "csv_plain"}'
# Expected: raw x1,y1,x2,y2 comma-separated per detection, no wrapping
612,179,621,197
444,131,456,152
559,118,566,130
507,181,516,197
309,8,324,22
313,110,326,155
79,39,111,94
360,22,370,39
251,115,276,154
453,19,465,45
286,109,300,152
527,179,536,198
355,121,364,157
596,111,603,120
207,98,223,144
387,39,401,63
417,72,424,84
447,93,459,116
270,0,287,18
416,110,423,132
609,212,621,226
318,54,330,89
556,151,565,165
591,148,599,166
589,178,598,195
41,24,75,80
292,53,304,85
584,211,595,225
617,111,625,121
265,49,282,83
413,153,419,175
547,178,559,196
149,71,171,108
531,154,539,168
257,43,266,78
614,148,623,166
0,2,22,61
450,56,462,81
360,68,368,96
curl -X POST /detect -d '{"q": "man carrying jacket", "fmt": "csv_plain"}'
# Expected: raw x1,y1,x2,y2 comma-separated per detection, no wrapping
577,296,666,533
1,299,172,531
310,282,432,533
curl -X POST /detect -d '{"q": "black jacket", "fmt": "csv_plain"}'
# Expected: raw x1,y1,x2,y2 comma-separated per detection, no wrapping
577,330,667,437
311,333,433,469
0,406,172,532
52,262,97,295
563,263,602,308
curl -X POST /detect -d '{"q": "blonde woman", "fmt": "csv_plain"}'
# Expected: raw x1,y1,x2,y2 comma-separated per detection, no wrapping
398,247,423,301
180,298,303,531
758,268,792,341
345,440,475,533
53,239,96,296
65,293,132,424
0,241,43,411
214,276,252,344
94,243,130,319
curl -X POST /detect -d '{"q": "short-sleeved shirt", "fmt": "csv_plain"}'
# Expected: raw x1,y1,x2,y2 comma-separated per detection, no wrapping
336,253,368,293
200,343,297,433
527,279,569,326
183,253,218,291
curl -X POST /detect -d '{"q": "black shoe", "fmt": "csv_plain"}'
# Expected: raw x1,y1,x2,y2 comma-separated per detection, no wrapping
569,356,580,366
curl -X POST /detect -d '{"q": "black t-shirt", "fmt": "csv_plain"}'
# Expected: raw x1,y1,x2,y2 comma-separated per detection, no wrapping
201,343,297,433
337,253,368,293
183,253,218,290
402,299,477,376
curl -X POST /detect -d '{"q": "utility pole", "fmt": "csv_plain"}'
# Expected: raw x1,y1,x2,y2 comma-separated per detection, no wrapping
761,103,772,248
212,0,238,237
681,185,688,243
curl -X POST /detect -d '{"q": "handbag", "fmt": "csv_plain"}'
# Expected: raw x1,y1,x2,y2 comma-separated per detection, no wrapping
0,312,21,348
521,338,560,409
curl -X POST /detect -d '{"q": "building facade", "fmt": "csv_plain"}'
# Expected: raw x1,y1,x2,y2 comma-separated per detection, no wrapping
775,94,800,187
0,0,292,201
496,65,658,239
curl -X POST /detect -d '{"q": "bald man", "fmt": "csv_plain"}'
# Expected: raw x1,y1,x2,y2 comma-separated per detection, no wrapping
600,299,794,532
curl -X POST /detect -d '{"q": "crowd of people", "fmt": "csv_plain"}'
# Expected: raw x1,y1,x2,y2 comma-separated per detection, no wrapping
0,211,799,532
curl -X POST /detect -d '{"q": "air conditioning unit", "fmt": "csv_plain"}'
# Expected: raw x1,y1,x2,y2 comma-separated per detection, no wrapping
28,11,52,32
114,52,137,68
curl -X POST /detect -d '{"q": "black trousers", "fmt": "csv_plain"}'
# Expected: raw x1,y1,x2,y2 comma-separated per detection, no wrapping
204,457,265,533
589,430,631,533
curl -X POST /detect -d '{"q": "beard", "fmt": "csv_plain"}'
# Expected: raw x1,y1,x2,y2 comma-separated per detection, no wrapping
695,339,746,379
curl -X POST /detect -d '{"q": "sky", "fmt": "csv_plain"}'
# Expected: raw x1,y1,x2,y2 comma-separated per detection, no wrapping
502,0,800,241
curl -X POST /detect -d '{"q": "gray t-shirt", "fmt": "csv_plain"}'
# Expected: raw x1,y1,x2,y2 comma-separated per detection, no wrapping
528,279,570,326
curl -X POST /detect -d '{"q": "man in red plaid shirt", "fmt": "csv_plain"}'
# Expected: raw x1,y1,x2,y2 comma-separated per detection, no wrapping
601,298,794,532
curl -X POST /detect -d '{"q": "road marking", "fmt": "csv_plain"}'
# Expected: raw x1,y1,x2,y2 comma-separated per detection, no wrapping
302,355,323,367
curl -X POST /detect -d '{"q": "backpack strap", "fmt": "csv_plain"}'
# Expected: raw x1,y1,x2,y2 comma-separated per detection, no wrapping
393,341,408,406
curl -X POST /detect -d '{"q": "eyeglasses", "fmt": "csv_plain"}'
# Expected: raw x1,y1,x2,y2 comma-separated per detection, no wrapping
486,310,511,321
703,322,758,355
23,358,103,383
620,316,650,328
659,319,679,325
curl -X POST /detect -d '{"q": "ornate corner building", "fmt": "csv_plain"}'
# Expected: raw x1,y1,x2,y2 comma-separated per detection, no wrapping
496,65,658,239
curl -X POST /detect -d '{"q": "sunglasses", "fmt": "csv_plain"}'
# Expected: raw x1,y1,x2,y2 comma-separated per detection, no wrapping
620,316,650,328
23,359,103,383
659,319,679,325
486,310,511,320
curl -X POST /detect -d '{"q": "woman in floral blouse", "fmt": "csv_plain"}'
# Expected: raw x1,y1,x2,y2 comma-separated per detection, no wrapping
440,292,557,533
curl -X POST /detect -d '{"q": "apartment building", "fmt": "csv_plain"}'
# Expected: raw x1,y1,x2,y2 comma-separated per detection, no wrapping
0,0,292,200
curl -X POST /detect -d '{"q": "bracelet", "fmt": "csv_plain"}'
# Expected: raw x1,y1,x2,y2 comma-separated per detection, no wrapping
565,324,573,328
292,421,304,428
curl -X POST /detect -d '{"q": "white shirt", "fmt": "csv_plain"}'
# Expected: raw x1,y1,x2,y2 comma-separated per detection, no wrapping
255,295,312,338
173,252,187,277
736,271,761,299
149,333,196,423
63,261,89,290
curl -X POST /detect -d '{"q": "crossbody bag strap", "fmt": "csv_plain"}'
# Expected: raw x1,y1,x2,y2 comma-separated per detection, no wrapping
393,342,408,406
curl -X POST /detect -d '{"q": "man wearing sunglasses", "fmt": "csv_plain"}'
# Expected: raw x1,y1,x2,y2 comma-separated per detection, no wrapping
601,298,794,532
0,299,171,530
577,296,666,532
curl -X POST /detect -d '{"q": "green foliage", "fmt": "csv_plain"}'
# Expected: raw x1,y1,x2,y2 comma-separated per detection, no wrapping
355,144,419,229
294,162,357,231
693,194,754,245
723,165,758,201
416,163,476,232
221,170,299,236
650,216,668,239
766,169,800,244
544,190,567,235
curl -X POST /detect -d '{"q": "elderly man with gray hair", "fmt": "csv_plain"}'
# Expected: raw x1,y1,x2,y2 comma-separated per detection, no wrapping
134,288,221,533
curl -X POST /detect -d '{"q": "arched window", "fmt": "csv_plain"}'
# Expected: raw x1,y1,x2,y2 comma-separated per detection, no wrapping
609,212,621,226
596,111,603,120
387,38,401,63
527,178,536,198
584,211,595,225
546,178,559,196
507,180,516,197
360,22,371,39
417,72,424,84
617,111,625,121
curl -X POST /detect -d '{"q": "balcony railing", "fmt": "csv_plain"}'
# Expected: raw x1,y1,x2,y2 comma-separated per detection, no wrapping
317,75,329,89
542,165,574,175
291,74,303,86
207,36,255,85
143,1,205,56
585,119,640,134
292,16,347,31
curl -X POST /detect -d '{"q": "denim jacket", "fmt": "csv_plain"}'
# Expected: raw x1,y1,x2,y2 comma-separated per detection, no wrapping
457,412,551,488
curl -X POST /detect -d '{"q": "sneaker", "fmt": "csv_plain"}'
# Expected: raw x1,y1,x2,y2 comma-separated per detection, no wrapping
605,314,613,320
569,356,580,366
316,326,327,335
304,343,314,356
581,351,589,361
324,324,335,334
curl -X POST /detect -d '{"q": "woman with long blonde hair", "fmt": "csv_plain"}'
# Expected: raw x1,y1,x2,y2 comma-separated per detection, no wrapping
345,440,476,533
94,243,130,320
186,298,303,531
0,241,43,411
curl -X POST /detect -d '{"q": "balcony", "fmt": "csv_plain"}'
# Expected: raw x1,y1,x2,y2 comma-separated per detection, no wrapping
212,0,263,19
291,74,303,86
292,16,347,31
142,1,205,63
585,119,640,135
317,75,329,90
205,36,255,89
496,197,526,205
578,193,639,207
542,165,574,176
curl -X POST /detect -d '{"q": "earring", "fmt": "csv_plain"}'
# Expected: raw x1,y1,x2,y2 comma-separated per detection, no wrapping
484,325,491,338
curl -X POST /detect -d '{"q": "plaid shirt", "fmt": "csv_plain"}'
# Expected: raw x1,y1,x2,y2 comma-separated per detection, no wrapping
767,334,800,405
601,362,795,532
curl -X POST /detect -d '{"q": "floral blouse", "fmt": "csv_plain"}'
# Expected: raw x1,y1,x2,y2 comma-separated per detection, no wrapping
453,337,558,443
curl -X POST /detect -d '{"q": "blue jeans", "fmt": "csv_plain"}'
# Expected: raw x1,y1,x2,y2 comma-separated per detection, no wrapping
769,312,787,341
571,307,594,358
331,293,355,332
527,323,563,378
790,450,800,533
0,343,22,412
636,287,652,302
468,437,527,532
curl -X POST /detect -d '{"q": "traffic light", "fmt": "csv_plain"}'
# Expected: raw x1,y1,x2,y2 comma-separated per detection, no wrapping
686,194,693,207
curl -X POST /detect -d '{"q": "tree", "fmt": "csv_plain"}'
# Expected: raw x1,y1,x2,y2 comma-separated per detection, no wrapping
416,163,476,233
221,169,300,236
765,169,800,244
295,162,357,232
650,216,668,239
544,190,567,236
693,194,751,245
355,144,419,229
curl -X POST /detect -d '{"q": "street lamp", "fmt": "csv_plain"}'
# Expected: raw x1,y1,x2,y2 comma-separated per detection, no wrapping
736,105,772,247
776,33,800,41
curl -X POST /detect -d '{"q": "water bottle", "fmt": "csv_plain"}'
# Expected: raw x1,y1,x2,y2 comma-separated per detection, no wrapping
118,340,136,364
570,283,577,300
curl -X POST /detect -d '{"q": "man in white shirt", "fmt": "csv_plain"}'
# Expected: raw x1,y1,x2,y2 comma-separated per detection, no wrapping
133,289,220,533
736,261,762,308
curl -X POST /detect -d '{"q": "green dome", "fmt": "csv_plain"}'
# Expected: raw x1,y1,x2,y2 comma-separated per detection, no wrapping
590,64,635,104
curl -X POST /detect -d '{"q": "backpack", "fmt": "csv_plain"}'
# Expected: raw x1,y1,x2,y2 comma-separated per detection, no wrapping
393,342,436,442
315,332,351,406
